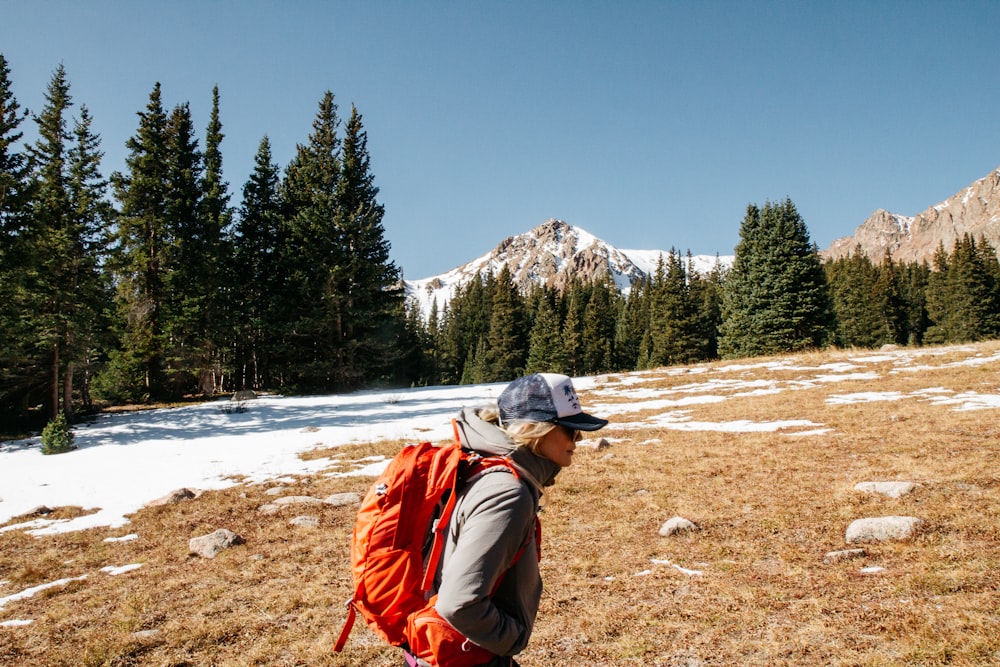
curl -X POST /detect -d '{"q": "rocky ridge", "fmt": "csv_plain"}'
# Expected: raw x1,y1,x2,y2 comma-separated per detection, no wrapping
823,166,1000,264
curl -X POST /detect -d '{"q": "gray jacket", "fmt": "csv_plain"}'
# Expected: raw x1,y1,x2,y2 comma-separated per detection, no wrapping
433,407,562,657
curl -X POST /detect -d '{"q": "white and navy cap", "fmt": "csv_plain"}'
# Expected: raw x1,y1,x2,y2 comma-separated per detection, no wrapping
498,373,608,431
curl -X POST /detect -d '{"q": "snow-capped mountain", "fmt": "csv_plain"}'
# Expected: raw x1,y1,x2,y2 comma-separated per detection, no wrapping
404,219,731,317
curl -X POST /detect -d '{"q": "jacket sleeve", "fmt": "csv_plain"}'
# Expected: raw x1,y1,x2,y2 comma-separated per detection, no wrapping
434,470,538,656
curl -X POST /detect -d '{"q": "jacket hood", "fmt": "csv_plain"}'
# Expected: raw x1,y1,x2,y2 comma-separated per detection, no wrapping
453,407,562,490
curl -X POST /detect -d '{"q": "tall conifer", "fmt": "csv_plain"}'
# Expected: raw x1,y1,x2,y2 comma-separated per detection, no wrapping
107,83,171,401
483,264,526,381
277,92,342,390
197,85,231,391
525,293,567,374
333,105,402,387
718,199,832,358
233,136,283,389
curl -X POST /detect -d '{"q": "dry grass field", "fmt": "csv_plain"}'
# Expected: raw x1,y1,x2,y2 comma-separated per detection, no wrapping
2,342,999,666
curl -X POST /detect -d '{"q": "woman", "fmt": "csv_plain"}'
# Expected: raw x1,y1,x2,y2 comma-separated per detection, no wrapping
406,373,608,667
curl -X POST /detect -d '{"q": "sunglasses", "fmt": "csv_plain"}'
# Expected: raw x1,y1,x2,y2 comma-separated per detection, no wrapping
559,425,582,442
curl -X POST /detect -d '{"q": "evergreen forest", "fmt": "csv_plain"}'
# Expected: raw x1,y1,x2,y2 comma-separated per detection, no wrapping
3,57,1000,435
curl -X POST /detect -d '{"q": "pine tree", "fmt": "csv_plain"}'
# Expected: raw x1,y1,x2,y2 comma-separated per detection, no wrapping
718,199,832,358
613,276,648,370
897,260,930,345
525,292,568,374
874,252,907,346
233,136,284,389
560,290,583,376
580,276,617,374
421,299,442,385
443,273,493,385
925,236,1000,343
482,264,526,381
0,53,30,243
160,102,205,396
332,105,402,387
13,66,113,421
0,55,37,425
826,249,883,348
106,83,171,401
277,91,343,390
65,105,114,413
196,85,232,392
645,251,705,366
689,255,724,360
23,64,74,418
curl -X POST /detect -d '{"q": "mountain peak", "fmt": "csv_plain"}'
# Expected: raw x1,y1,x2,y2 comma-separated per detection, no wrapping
823,166,1000,263
404,219,730,317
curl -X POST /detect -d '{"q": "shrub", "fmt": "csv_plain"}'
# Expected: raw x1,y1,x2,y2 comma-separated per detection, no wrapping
41,412,76,455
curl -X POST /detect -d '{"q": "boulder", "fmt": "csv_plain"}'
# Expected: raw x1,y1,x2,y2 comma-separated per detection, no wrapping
845,516,923,543
189,528,244,558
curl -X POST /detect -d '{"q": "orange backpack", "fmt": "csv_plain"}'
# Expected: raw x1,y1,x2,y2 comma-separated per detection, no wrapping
334,433,520,664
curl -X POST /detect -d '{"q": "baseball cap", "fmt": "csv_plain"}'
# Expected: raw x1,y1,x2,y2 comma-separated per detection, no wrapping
497,373,608,431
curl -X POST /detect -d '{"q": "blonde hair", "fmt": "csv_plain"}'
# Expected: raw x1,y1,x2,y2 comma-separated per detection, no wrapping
478,404,558,455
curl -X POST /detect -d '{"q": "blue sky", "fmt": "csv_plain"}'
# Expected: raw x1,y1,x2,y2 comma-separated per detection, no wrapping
3,1,999,279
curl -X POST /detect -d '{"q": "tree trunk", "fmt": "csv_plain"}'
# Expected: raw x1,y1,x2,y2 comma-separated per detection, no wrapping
63,361,74,422
51,343,60,420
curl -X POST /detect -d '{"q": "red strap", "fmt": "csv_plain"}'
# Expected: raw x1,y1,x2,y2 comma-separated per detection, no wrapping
421,483,460,592
333,600,357,652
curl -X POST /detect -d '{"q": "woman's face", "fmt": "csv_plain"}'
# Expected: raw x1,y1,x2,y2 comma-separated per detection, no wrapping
536,425,581,467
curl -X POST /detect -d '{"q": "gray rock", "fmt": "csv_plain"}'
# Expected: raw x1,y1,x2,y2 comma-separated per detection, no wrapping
189,528,244,558
823,548,867,563
289,516,320,528
146,488,198,508
324,492,361,507
659,516,699,537
22,505,54,518
272,495,324,505
854,481,917,498
845,516,923,543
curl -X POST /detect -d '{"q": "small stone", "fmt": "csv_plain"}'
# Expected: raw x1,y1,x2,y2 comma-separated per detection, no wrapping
823,548,867,563
659,516,699,537
854,481,917,498
22,505,53,518
272,495,323,506
146,488,197,508
289,516,320,528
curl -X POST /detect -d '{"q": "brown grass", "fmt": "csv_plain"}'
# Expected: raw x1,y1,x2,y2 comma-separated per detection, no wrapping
2,342,999,665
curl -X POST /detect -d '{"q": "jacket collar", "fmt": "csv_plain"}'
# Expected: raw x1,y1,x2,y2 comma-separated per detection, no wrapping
453,407,562,490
